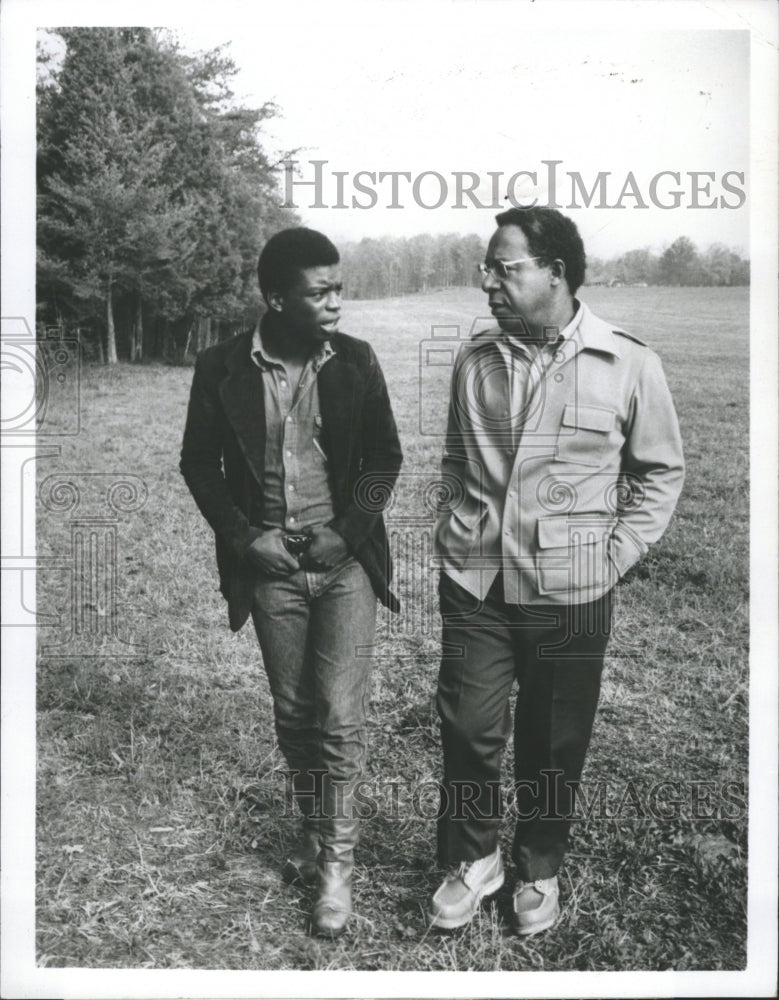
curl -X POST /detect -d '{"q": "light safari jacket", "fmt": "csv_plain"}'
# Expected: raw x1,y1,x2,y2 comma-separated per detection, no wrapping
434,301,685,605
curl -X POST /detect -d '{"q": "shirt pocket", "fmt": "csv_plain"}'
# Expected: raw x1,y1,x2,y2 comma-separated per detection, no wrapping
535,513,618,596
555,403,614,467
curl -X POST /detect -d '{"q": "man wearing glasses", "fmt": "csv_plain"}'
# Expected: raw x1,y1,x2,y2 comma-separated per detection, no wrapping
181,228,402,937
429,207,684,935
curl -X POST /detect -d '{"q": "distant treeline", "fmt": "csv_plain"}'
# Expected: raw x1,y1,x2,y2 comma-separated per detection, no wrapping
340,233,749,299
35,29,749,364
339,234,486,298
587,237,749,288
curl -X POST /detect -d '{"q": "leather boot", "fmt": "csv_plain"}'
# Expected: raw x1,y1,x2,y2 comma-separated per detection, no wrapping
311,859,353,937
282,818,320,885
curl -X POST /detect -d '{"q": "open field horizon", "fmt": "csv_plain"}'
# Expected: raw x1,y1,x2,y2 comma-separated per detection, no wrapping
36,285,749,971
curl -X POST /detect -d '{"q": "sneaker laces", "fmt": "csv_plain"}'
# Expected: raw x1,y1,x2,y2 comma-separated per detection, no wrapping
516,877,555,897
445,861,470,885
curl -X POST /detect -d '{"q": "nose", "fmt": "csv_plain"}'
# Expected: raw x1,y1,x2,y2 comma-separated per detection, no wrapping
325,289,341,310
481,270,499,292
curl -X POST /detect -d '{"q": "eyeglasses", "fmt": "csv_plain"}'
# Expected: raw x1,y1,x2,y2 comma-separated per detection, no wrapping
478,257,542,279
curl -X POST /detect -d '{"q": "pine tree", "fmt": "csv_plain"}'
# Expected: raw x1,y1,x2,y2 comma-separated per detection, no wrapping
37,28,296,360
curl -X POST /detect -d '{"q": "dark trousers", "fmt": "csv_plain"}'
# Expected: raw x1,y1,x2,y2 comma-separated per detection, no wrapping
436,571,611,880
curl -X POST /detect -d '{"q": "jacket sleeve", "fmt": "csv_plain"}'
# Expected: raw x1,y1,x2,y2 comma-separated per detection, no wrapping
610,350,685,577
438,347,469,514
330,346,403,551
179,353,259,558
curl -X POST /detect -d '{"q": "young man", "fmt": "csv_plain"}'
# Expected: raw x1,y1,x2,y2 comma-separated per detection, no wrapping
180,228,402,937
429,207,684,935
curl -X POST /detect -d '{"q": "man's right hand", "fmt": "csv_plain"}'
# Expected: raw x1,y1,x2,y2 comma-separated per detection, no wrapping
244,529,300,577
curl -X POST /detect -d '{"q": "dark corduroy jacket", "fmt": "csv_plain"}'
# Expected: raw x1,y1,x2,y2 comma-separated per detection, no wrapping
180,329,403,631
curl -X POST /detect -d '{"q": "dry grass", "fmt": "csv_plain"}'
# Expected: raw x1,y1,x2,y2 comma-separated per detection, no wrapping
36,285,748,970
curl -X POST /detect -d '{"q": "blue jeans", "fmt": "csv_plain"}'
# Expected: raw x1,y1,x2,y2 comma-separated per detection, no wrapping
250,557,377,863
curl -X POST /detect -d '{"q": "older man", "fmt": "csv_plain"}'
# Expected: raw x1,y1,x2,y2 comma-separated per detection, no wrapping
429,207,684,935
181,227,402,936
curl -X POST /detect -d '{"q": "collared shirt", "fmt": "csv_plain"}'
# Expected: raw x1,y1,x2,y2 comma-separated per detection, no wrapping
494,301,583,452
251,320,335,531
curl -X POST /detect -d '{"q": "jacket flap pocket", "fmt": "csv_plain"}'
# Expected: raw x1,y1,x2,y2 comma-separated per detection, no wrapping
561,403,614,433
537,515,616,548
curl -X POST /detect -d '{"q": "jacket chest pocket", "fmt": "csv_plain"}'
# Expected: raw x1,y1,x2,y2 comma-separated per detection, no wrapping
555,403,614,467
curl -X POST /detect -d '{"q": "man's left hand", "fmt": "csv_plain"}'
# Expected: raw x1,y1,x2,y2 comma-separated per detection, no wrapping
299,525,349,571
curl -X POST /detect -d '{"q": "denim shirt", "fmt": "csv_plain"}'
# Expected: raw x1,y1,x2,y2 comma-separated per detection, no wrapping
251,324,335,532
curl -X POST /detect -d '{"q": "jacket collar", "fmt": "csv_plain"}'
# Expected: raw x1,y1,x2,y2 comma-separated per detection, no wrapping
219,332,266,485
477,300,622,359
572,300,623,358
224,330,256,375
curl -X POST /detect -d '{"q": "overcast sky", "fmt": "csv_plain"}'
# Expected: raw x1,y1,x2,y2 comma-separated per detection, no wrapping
28,1,756,258
175,12,749,257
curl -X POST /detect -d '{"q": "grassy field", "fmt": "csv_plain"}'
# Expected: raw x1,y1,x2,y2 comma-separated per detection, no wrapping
36,285,748,971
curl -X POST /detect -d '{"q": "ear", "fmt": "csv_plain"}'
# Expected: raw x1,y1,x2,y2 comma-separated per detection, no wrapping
550,259,566,286
267,290,284,313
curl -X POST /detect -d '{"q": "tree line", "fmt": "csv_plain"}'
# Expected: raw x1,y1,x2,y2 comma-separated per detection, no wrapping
342,234,749,299
587,237,749,288
339,234,486,299
36,30,749,364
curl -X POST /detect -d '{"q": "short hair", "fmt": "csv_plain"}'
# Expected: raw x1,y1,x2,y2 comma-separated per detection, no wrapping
494,207,586,295
257,227,339,302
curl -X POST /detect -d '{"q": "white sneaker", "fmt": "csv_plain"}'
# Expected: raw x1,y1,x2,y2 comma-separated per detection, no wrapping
428,848,505,929
512,876,560,936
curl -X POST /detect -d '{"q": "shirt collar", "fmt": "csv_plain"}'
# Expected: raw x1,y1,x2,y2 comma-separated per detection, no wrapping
251,317,335,372
557,298,583,343
501,298,583,352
